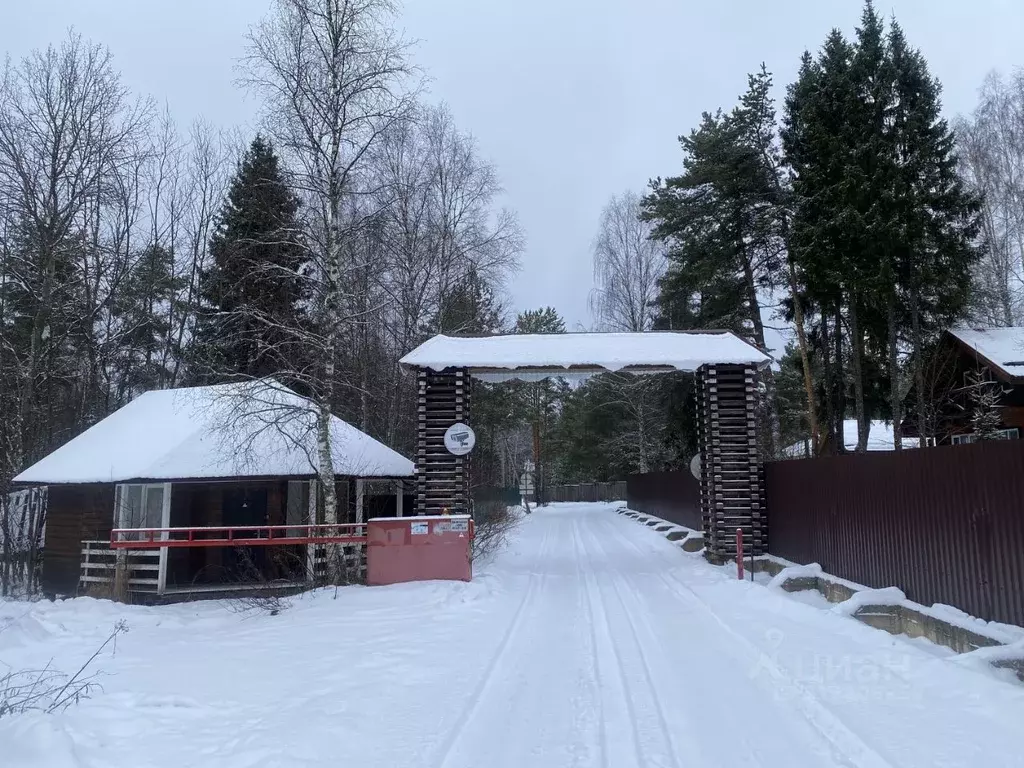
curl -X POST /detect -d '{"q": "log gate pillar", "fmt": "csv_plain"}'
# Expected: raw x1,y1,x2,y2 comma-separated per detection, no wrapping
416,367,471,516
697,363,766,562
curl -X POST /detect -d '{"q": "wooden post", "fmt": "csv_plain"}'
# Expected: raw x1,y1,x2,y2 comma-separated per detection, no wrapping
355,478,365,524
395,480,404,517
157,482,171,595
697,363,766,563
415,368,471,516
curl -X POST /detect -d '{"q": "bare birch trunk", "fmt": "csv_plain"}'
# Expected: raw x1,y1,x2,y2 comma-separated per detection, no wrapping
848,294,868,452
888,294,902,451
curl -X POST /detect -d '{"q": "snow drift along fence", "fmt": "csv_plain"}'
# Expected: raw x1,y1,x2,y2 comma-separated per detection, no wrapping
625,471,701,530
765,439,1024,627
545,482,626,504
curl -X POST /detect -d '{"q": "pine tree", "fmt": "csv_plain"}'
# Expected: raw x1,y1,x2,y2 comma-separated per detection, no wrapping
191,135,303,382
644,75,784,348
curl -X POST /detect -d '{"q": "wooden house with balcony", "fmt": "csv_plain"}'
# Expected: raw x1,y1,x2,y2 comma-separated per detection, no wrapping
901,327,1024,446
14,380,414,600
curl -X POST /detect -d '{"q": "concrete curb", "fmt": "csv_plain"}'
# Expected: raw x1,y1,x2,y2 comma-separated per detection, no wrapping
753,557,1024,683
617,507,704,553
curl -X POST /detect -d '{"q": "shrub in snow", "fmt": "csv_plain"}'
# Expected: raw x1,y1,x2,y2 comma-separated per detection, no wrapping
472,502,522,563
0,620,127,719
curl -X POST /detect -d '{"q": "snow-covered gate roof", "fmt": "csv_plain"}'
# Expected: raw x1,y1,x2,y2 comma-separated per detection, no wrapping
15,380,415,485
400,331,771,379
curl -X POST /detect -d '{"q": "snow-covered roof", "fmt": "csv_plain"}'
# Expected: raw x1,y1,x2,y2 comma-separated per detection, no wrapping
782,420,903,458
15,381,414,485
400,332,770,378
949,327,1024,382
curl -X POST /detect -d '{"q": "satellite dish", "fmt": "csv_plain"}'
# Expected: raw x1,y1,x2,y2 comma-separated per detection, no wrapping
689,453,702,480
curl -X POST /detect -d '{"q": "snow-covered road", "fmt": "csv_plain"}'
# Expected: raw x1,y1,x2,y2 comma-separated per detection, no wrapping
3,503,1023,767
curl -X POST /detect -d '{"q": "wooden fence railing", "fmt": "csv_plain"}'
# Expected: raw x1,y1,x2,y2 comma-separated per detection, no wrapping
80,541,161,595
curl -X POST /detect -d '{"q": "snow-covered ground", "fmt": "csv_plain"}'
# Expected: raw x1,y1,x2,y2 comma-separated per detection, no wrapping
3,503,1023,767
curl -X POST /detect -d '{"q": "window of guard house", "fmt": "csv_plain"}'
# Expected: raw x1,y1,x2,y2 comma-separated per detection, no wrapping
115,484,165,540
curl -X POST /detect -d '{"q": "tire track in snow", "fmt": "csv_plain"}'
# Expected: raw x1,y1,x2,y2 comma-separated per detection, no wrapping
429,513,559,768
610,512,898,768
578,515,683,768
569,514,611,768
572,513,650,768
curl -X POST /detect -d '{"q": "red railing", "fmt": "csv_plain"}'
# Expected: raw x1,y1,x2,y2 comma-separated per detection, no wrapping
110,523,368,549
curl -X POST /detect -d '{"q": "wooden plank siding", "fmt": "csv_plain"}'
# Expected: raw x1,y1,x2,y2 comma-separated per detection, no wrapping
42,484,115,596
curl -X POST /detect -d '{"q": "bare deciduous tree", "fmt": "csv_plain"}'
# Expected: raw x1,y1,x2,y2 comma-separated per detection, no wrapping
0,34,153,594
241,0,419,533
589,190,666,333
955,71,1024,327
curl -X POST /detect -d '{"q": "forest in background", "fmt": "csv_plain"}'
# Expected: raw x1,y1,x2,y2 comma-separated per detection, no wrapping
2,0,1023,514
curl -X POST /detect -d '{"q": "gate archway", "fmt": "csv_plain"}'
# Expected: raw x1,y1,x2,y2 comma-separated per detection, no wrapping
400,331,771,561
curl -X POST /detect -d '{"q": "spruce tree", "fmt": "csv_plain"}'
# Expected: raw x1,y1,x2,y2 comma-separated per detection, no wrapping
885,20,982,445
782,1,981,452
512,307,566,503
436,267,502,335
783,30,858,453
110,244,184,398
191,135,303,382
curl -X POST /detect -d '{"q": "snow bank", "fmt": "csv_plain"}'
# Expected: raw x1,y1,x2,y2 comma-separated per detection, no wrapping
830,587,908,617
925,603,1024,646
0,612,55,650
0,714,83,768
767,563,823,589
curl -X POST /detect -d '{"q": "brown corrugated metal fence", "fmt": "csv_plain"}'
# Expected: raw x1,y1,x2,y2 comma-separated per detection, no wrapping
625,471,701,531
545,482,627,503
766,440,1024,626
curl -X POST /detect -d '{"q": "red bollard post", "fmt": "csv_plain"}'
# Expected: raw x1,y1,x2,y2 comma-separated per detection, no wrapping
736,528,744,580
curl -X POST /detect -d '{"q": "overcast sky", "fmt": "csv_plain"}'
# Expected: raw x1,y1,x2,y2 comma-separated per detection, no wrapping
3,0,1022,350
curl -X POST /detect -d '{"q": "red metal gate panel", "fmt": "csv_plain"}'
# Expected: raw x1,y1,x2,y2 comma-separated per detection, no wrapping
366,516,472,585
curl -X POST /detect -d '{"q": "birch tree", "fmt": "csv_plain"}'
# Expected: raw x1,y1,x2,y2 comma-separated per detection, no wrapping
242,0,418,528
955,71,1024,327
590,190,665,333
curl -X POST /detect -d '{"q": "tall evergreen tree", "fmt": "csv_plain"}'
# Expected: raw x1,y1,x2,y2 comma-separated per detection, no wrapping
110,244,185,400
436,267,502,335
783,30,858,453
885,20,982,446
513,307,566,503
191,135,303,382
783,1,981,451
644,79,783,348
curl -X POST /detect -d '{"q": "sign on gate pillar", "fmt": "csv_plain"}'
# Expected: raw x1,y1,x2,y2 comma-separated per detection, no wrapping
696,363,766,562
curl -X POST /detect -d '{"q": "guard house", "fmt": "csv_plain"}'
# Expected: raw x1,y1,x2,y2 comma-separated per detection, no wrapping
400,331,772,561
14,380,414,599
